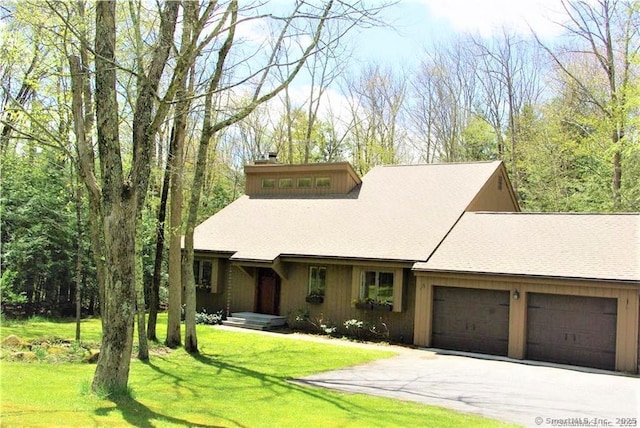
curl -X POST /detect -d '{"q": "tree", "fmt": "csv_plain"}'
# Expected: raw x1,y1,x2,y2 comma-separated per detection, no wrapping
534,0,639,207
409,39,478,163
471,29,544,192
180,0,387,353
343,64,407,173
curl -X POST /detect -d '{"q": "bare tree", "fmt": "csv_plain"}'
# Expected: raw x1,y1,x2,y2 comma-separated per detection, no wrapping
472,29,544,191
343,64,407,174
534,0,639,206
410,39,478,163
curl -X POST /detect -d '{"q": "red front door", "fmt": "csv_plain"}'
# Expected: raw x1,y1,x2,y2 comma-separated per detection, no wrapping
256,269,280,315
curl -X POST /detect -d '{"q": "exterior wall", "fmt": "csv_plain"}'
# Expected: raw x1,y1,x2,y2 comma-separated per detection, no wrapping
414,272,639,373
195,258,417,343
466,166,520,212
194,259,256,315
244,162,361,196
279,263,416,343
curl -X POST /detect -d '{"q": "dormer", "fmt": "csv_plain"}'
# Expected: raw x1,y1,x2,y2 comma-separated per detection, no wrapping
244,161,362,196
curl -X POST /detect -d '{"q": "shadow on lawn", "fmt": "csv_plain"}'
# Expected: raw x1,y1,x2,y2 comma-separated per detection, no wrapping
190,352,370,414
95,396,226,428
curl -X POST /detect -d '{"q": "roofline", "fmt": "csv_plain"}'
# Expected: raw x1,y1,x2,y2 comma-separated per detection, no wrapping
411,267,640,285
244,161,362,184
466,211,640,216
192,249,417,266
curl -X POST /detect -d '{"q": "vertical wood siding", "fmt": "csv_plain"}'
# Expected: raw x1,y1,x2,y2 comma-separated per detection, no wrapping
466,167,519,212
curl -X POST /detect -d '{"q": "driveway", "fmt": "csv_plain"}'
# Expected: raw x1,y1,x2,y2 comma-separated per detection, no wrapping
295,347,639,427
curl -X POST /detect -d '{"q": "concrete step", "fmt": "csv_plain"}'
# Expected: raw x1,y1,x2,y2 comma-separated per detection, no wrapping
230,312,287,327
221,320,268,330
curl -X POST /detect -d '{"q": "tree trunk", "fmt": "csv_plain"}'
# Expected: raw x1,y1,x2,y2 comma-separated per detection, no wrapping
165,116,185,349
92,199,137,392
75,176,83,342
135,234,149,360
91,0,137,393
147,130,173,341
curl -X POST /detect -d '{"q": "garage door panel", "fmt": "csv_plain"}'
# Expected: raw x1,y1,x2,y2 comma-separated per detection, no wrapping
432,287,509,356
527,293,617,371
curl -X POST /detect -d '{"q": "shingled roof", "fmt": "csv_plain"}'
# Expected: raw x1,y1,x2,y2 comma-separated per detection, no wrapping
414,212,640,282
193,161,506,263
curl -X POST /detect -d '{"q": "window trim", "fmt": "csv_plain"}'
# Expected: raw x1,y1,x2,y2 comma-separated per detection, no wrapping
279,178,293,188
308,266,327,297
297,177,312,188
351,266,403,313
360,270,394,304
261,178,276,189
193,259,213,289
315,177,331,188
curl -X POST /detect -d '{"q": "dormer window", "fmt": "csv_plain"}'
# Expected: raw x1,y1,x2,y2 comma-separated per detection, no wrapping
262,178,275,188
316,177,331,188
297,177,312,188
279,178,293,188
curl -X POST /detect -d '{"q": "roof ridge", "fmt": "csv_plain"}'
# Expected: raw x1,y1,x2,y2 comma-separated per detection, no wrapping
379,160,500,168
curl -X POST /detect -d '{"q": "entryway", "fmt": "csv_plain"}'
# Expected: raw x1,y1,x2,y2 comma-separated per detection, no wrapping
255,268,281,315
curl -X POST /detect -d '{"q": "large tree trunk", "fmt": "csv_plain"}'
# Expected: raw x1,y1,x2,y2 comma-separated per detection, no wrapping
93,199,137,391
91,0,137,393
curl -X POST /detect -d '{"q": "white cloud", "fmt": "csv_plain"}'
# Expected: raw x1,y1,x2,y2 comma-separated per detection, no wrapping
416,0,568,38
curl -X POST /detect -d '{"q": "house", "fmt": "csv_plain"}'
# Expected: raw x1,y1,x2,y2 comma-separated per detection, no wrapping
191,159,640,373
412,212,639,372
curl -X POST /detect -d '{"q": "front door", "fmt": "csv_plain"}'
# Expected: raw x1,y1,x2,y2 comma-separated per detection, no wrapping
256,269,280,315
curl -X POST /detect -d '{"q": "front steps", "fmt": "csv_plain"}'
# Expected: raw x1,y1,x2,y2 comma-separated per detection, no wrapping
222,312,287,331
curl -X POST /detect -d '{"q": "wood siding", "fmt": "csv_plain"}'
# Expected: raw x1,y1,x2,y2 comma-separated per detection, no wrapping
414,273,639,373
244,163,360,196
196,259,417,343
466,166,520,212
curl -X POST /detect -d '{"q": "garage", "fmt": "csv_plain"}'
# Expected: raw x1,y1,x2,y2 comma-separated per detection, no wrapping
432,286,510,356
526,293,617,370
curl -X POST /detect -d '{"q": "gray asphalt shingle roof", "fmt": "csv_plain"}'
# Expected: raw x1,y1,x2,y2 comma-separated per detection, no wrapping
193,161,504,262
414,212,640,282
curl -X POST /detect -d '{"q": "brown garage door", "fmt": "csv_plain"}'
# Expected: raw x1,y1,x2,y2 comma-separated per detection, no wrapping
527,293,617,370
432,286,510,356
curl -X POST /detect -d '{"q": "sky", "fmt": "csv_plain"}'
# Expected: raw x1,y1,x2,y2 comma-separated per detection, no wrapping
349,0,570,67
280,0,574,120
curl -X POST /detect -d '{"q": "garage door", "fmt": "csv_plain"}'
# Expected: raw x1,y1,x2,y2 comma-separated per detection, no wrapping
432,286,510,356
527,293,617,370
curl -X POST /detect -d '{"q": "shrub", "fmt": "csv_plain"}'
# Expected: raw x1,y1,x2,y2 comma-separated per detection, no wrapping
195,309,223,325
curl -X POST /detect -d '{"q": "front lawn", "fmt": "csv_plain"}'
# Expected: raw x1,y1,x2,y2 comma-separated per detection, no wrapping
0,315,512,427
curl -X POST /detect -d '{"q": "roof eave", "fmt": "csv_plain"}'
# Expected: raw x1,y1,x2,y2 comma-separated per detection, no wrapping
411,267,640,285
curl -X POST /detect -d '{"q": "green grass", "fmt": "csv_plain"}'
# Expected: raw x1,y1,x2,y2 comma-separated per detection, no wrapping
0,315,513,427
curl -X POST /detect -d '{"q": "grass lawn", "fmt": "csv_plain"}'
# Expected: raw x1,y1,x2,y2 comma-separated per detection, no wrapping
0,315,513,427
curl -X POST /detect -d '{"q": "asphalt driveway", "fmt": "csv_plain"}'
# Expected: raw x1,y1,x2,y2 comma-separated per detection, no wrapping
295,347,639,427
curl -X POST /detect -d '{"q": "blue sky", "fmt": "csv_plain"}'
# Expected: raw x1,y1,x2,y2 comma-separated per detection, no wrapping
349,0,569,67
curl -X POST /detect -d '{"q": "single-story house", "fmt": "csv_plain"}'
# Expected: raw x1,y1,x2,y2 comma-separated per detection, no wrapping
191,159,639,373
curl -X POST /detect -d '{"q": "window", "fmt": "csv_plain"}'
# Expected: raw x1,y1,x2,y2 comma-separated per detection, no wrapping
308,266,327,296
360,271,394,303
279,178,293,188
261,178,275,188
193,259,212,288
315,177,331,188
297,177,312,188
